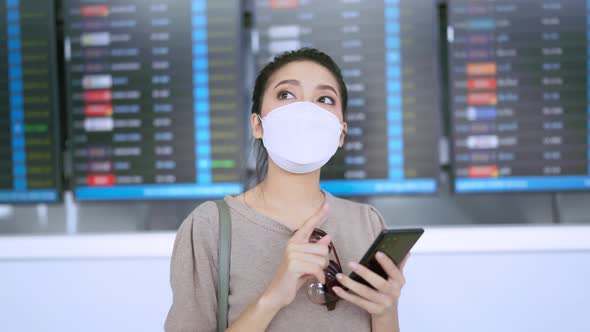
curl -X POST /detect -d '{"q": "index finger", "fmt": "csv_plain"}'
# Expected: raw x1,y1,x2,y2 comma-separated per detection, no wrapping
292,203,330,242
376,251,405,281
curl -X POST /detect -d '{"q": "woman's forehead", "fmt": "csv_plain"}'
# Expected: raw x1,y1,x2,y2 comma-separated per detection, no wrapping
267,61,339,89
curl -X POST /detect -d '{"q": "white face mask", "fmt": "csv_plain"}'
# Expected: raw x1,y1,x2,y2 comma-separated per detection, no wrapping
259,101,344,174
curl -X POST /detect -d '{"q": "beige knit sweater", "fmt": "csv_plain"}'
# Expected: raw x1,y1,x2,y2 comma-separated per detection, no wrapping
165,191,385,332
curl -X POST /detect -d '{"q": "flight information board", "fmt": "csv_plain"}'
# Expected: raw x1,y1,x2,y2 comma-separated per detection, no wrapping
63,0,244,200
254,0,440,196
448,0,590,193
0,0,61,203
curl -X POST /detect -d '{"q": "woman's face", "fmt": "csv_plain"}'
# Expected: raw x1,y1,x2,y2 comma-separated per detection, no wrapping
252,60,348,146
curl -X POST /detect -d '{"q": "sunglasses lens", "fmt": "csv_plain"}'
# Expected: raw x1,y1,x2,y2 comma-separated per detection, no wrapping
305,229,342,309
309,229,333,253
305,277,328,305
326,260,340,276
305,260,344,305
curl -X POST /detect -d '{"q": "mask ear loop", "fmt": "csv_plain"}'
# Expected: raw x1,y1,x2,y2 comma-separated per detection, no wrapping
256,114,264,140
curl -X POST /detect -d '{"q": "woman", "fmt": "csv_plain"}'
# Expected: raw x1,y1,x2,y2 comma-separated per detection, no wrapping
165,48,410,331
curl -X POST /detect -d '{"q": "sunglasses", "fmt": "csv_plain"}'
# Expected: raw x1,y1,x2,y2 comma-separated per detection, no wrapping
305,228,345,311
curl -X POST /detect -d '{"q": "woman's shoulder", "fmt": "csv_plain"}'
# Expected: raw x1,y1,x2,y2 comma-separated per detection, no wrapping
176,200,221,238
170,200,227,264
326,192,386,236
189,200,220,220
327,192,383,217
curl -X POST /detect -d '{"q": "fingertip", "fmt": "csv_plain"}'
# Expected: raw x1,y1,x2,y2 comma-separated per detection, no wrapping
400,252,411,269
402,252,412,263
316,233,331,245
377,251,390,262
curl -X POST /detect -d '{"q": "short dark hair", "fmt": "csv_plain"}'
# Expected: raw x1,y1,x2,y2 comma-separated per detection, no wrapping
250,48,348,183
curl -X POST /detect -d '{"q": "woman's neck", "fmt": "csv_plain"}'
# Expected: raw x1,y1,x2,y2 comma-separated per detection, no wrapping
248,161,326,230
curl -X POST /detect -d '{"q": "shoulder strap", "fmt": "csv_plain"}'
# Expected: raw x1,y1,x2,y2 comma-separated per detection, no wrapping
215,199,231,332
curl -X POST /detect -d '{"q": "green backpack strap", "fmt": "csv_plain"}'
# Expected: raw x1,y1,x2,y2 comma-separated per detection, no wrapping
215,199,231,332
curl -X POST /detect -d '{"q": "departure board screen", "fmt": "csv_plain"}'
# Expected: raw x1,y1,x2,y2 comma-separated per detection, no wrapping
254,0,440,195
448,0,590,193
64,0,244,200
0,0,61,203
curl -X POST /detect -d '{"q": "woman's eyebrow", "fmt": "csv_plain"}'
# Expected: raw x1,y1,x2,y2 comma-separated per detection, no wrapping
274,79,300,89
317,84,339,96
273,79,339,96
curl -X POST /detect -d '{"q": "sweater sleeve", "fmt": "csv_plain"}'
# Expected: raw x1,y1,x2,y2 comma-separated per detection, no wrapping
165,202,219,332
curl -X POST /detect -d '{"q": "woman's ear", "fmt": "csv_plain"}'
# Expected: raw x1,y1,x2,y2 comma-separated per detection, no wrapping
338,122,347,147
251,113,263,139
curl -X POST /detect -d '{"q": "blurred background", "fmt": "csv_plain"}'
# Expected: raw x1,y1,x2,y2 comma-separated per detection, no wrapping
0,0,589,331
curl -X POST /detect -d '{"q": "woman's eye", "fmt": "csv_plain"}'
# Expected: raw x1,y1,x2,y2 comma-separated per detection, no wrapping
318,96,335,105
278,91,295,99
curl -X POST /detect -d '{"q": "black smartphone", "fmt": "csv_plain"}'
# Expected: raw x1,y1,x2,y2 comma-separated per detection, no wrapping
349,228,424,288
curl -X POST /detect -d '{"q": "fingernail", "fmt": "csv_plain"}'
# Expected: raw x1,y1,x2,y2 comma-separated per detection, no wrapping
376,251,384,258
336,273,343,280
348,261,358,269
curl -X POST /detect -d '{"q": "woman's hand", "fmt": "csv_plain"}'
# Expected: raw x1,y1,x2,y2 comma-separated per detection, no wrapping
332,251,410,320
260,203,332,310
